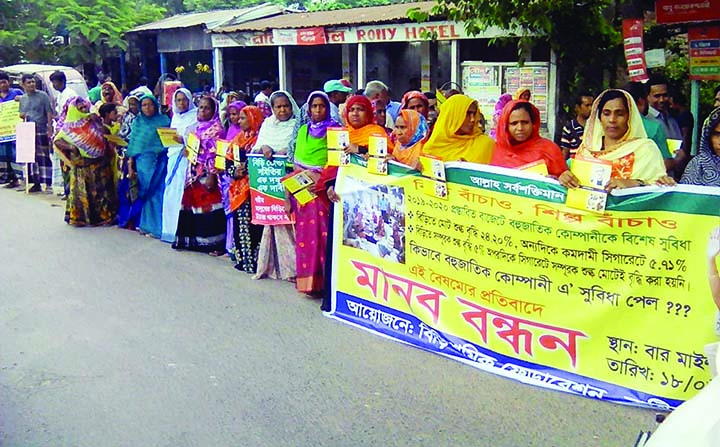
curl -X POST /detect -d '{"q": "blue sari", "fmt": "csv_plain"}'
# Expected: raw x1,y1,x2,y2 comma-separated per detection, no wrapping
127,95,171,237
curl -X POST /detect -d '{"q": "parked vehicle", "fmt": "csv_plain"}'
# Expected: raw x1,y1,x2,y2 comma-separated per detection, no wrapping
0,64,89,111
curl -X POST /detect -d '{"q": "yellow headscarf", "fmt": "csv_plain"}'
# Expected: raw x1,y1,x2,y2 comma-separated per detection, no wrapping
423,94,494,164
576,89,666,183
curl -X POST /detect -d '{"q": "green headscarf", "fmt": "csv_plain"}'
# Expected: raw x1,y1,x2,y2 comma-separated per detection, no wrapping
127,95,170,158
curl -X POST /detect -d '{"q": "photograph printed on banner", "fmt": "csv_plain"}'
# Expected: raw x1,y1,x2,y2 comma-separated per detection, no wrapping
341,176,406,264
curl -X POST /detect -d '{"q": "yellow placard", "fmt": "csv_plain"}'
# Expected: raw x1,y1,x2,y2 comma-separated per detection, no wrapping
156,127,179,147
571,155,612,189
215,139,230,170
103,134,128,147
368,135,388,157
186,132,200,164
419,155,446,181
565,187,607,214
326,149,350,167
667,139,682,155
282,170,315,194
518,160,549,176
367,156,388,175
294,187,317,206
327,128,349,150
331,160,718,409
0,101,22,142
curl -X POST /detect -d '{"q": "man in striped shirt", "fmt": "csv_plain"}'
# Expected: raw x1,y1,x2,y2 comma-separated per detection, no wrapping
560,92,593,159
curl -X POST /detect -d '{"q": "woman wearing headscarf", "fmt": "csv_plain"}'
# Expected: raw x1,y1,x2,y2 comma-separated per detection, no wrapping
219,100,247,257
400,91,430,120
514,88,532,101
559,89,674,191
226,105,265,273
225,100,247,141
681,107,720,186
316,95,389,311
173,96,228,254
391,109,429,170
371,99,393,138
161,88,197,243
423,94,495,163
118,95,140,140
490,93,513,139
491,100,567,177
91,81,127,116
126,95,171,237
290,91,341,295
251,90,300,281
53,97,118,226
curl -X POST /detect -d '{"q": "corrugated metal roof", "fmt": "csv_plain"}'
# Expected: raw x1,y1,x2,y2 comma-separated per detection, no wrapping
129,3,284,33
215,1,437,32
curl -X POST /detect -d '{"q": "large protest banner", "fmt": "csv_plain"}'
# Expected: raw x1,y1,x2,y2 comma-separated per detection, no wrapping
247,154,293,225
328,157,720,410
0,101,22,143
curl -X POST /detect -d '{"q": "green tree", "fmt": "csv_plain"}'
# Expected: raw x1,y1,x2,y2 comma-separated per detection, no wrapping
409,0,628,124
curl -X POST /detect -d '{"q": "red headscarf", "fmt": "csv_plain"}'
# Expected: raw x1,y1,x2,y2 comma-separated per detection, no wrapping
400,91,430,119
491,100,567,177
343,95,388,146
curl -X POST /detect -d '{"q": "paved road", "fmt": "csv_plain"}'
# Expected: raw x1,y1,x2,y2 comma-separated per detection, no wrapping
0,187,658,447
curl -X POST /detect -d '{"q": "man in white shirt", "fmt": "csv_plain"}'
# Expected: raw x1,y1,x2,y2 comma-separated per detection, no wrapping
646,76,683,141
253,80,273,106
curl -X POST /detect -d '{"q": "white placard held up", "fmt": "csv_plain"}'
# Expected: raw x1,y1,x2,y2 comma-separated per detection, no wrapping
15,122,36,163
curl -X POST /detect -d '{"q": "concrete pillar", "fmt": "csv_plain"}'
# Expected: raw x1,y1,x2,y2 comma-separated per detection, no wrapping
342,44,352,85
278,46,289,92
213,47,224,93
548,50,559,140
450,40,459,88
357,43,366,90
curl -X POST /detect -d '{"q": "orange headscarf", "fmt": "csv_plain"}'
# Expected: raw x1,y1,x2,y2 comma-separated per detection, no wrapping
423,94,494,163
344,95,388,147
393,109,428,167
227,105,264,211
101,81,123,105
491,100,567,177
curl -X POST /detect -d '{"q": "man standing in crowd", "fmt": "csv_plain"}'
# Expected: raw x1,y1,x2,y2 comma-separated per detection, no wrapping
129,76,153,98
254,80,273,117
364,80,401,127
645,76,687,174
0,72,23,188
323,79,351,123
50,70,75,197
622,82,679,172
559,92,593,159
19,74,54,193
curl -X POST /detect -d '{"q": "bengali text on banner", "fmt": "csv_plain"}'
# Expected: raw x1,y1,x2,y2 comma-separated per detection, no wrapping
328,157,720,410
248,154,293,225
0,101,22,143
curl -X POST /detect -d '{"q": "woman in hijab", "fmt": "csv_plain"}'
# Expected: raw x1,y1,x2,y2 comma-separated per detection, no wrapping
559,89,674,190
514,88,532,101
371,99,393,138
118,95,140,140
126,95,171,238
161,88,197,243
219,100,247,257
53,97,118,226
681,107,720,186
173,96,227,254
490,93,513,139
226,105,265,273
491,100,567,177
316,95,389,311
251,90,300,281
391,109,429,170
225,100,247,142
290,91,341,295
400,91,430,120
423,94,495,163
91,81,126,115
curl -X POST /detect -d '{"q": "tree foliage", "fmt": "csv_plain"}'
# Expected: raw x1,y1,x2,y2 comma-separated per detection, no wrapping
0,0,165,67
409,0,628,120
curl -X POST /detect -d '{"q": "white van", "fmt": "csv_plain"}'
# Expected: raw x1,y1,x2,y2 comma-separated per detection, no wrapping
0,64,89,111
